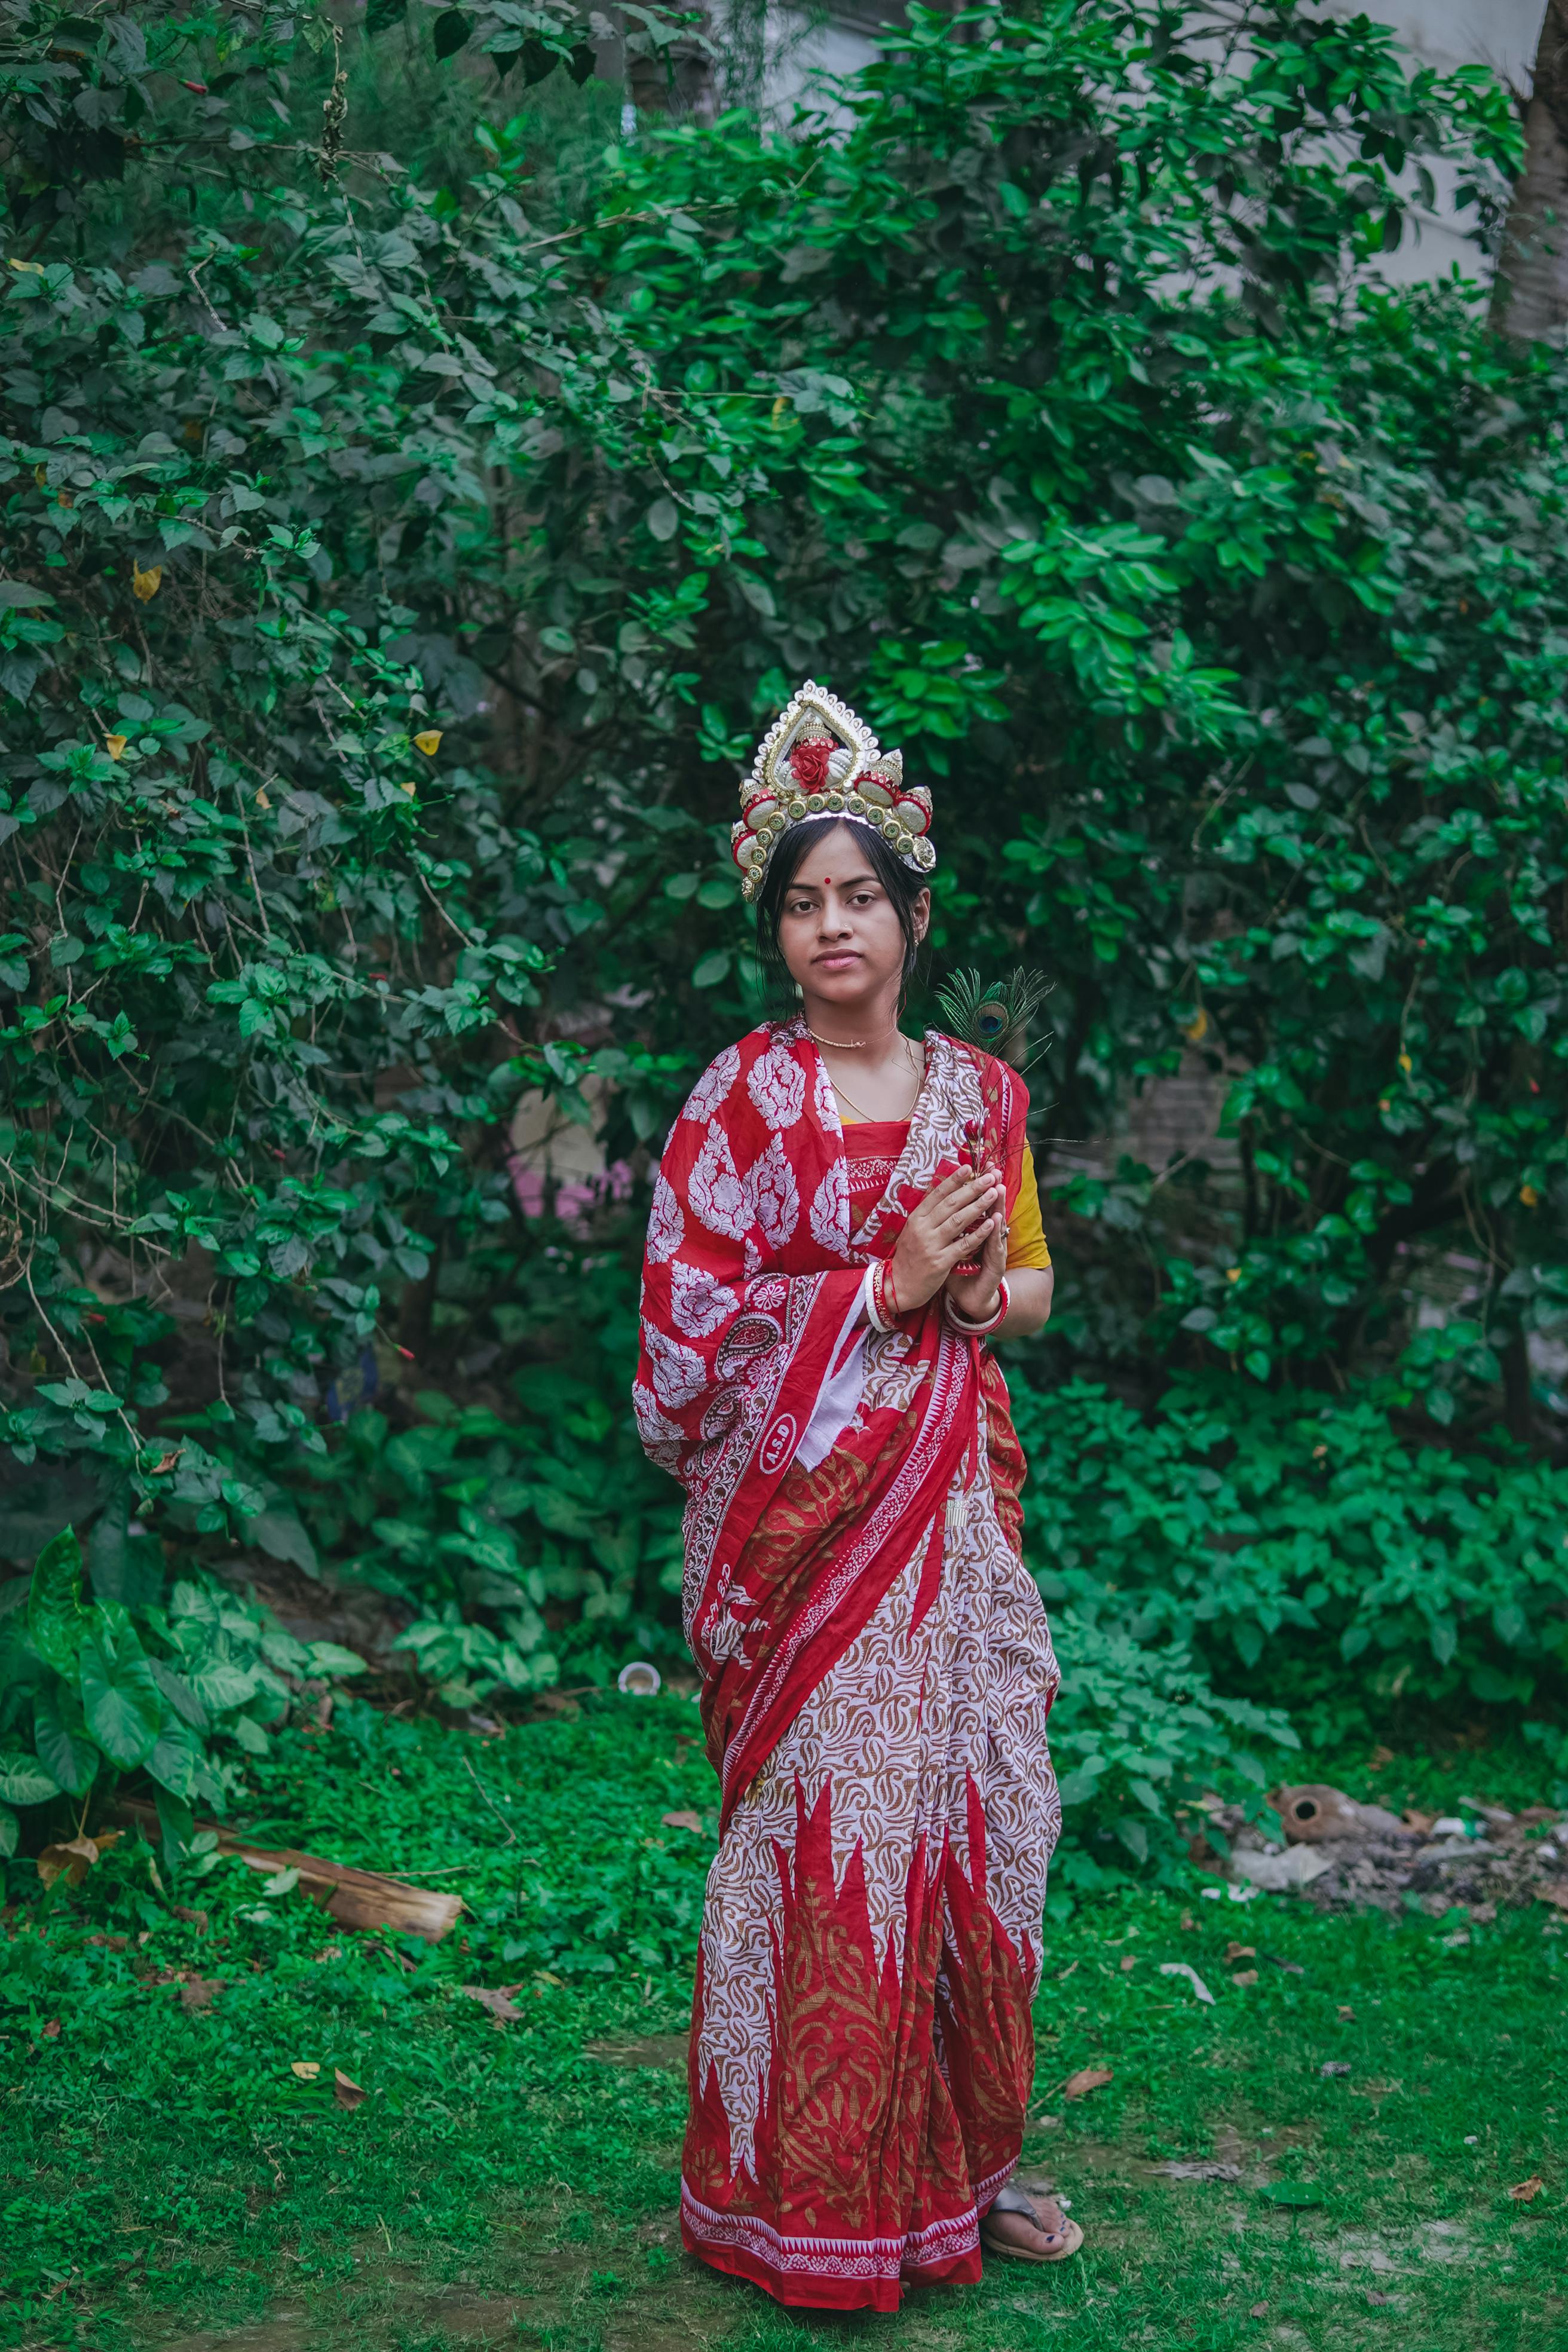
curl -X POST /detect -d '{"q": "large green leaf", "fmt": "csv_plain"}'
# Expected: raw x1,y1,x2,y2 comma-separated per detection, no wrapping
0,1804,17,1858
146,1718,201,1800
27,1526,87,1676
0,1749,61,1808
249,1509,318,1577
78,1620,161,1769
148,1658,210,1731
154,1787,195,1869
87,1505,164,1609
304,1642,367,1677
33,1688,99,1798
186,1658,259,1712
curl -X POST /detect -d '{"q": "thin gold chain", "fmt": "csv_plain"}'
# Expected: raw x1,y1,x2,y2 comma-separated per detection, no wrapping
825,1036,923,1125
804,1024,896,1051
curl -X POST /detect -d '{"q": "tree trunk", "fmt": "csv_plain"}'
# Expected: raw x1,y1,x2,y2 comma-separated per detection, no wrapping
1493,0,1568,339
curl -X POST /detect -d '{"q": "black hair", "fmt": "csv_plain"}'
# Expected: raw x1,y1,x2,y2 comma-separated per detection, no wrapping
752,813,929,1016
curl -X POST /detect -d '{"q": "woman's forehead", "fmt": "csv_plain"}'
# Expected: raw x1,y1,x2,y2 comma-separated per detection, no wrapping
790,823,874,891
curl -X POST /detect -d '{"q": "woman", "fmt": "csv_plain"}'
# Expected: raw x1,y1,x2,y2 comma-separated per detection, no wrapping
635,681,1077,2313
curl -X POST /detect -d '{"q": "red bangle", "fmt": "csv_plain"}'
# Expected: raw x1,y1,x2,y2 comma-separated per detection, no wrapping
945,1277,1008,1337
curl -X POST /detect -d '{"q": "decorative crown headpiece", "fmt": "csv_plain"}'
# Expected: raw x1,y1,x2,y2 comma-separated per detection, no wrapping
729,678,936,904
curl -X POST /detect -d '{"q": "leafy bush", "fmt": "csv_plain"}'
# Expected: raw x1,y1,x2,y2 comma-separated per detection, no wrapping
1046,1609,1298,1885
0,1523,366,1859
1015,1377,1568,1718
4,0,1566,1828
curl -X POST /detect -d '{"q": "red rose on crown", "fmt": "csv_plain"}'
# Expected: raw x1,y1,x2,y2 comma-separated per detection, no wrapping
789,737,832,789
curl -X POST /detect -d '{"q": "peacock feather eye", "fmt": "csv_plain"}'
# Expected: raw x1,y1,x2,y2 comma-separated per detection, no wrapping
935,965,1052,1071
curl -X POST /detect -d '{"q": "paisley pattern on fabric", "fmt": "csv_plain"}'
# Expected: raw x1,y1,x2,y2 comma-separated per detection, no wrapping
748,1043,808,1131
672,1261,742,1339
809,1160,851,1258
644,1322,708,1411
691,1122,750,1240
684,1042,742,1124
749,1135,801,1252
647,1172,684,1264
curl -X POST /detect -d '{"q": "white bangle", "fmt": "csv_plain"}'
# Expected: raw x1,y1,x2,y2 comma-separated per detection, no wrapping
862,1264,893,1334
945,1278,1009,1337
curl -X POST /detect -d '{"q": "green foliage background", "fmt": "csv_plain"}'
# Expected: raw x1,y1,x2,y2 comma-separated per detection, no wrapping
4,0,1568,1872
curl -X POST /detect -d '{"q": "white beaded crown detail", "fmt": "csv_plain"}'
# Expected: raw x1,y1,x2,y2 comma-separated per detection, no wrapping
730,678,935,904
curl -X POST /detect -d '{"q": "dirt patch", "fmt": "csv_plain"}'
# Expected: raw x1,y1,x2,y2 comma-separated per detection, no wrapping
408,2296,525,2341
583,2033,688,2069
146,2291,534,2352
145,2319,309,2352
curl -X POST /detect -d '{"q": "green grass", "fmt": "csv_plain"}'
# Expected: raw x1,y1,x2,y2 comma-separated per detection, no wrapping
3,1698,1564,2352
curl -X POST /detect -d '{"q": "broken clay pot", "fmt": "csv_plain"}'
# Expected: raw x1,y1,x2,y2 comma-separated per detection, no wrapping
1269,1784,1410,1845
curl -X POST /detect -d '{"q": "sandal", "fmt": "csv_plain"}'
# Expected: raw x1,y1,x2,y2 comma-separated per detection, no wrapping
979,2179,1085,2264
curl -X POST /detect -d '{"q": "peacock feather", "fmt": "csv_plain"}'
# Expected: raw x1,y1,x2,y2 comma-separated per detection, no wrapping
935,966,1052,1071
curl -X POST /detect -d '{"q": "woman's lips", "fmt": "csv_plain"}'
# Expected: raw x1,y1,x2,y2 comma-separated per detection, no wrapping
813,951,862,970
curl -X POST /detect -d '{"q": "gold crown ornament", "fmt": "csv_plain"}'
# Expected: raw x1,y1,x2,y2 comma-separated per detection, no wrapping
730,679,936,903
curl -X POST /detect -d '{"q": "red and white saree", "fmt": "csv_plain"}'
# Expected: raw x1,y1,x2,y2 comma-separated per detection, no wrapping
635,1019,1061,2313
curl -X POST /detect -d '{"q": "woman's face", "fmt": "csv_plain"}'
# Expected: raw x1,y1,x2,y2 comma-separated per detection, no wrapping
775,823,930,1011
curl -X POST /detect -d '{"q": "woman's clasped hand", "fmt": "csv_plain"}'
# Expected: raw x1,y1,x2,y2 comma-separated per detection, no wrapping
885,1166,1004,1313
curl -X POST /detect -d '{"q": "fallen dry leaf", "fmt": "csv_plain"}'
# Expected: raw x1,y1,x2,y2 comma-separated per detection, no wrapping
1062,2067,1113,2100
36,1832,121,1891
1506,2175,1545,2203
1224,1943,1255,1962
104,733,128,759
1158,1961,1215,2005
460,1983,523,2023
1119,1955,1135,1973
661,1811,705,1834
1250,2302,1268,2317
1231,1969,1259,1987
333,2068,367,2111
41,2018,60,2040
1365,2290,1389,2306
1337,2004,1355,2020
1056,1960,1079,1982
177,1978,222,2013
1319,2061,1352,2078
1535,1883,1568,1913
36,1839,99,1891
290,2060,321,2080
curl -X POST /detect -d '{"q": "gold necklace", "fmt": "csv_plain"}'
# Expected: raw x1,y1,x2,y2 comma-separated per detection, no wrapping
804,1024,896,1051
828,1037,923,1125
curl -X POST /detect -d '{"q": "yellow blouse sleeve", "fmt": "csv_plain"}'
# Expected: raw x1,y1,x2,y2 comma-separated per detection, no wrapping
1005,1143,1051,1270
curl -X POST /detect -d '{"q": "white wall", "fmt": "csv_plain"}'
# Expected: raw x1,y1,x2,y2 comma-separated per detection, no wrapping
765,4,1548,286
1322,0,1544,285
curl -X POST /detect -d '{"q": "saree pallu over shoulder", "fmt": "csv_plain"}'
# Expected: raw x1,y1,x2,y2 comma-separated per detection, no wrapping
635,1019,1028,1828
